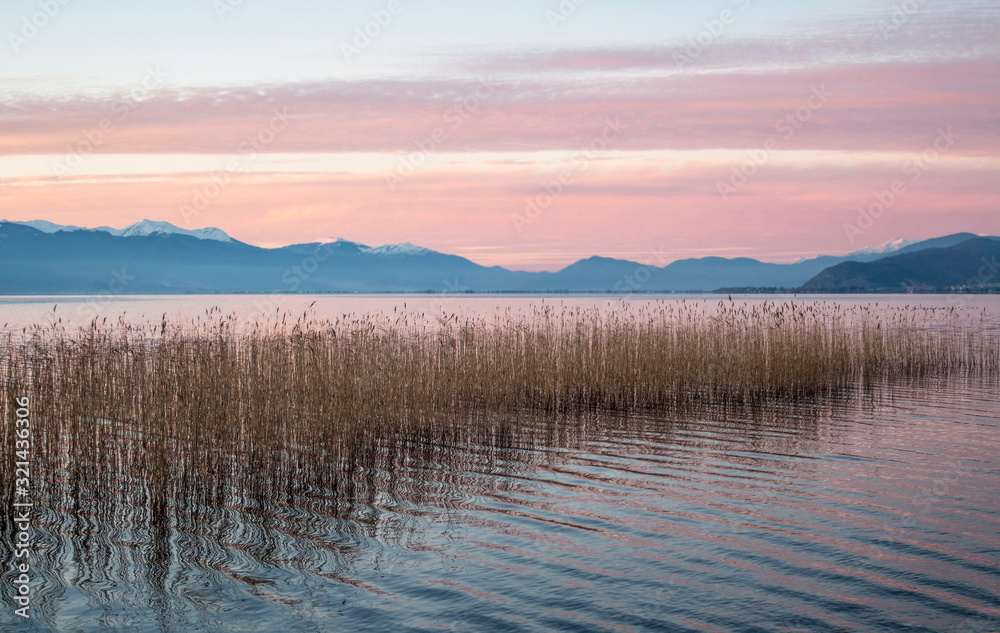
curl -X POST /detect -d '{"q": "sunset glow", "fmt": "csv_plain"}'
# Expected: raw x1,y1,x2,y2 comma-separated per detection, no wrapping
2,0,998,270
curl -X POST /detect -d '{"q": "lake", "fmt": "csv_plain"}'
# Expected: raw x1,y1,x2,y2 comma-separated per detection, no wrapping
1,295,999,632
3,293,1000,333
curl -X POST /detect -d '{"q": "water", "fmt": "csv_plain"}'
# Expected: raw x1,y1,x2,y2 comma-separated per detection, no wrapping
3,293,1000,333
1,296,999,632
1,379,998,632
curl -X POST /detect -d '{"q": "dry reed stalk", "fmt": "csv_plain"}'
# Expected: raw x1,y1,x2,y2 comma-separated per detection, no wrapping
1,301,997,531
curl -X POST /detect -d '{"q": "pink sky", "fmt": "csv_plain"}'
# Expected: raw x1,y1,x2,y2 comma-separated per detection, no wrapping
3,15,999,271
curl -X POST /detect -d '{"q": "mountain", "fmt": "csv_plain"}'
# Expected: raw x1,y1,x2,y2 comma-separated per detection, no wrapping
112,220,234,242
848,238,920,256
890,232,984,256
11,219,117,234
4,219,234,242
0,223,528,294
800,237,1000,292
0,220,996,294
525,236,988,293
363,242,431,256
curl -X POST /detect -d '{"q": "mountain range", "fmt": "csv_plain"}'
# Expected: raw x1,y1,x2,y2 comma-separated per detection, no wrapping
801,237,1000,292
0,219,997,294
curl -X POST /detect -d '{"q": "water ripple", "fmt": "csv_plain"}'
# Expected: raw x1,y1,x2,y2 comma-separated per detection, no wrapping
2,378,1000,631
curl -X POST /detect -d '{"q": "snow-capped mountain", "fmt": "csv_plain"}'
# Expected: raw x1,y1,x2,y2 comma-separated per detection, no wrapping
10,219,116,234
364,242,430,256
793,237,926,264
6,219,233,242
849,238,921,257
112,220,233,242
316,237,430,256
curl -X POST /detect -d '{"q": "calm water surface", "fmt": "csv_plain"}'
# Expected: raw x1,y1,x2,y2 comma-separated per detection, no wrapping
2,293,1000,332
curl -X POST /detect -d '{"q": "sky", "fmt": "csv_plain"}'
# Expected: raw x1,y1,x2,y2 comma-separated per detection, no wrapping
1,0,999,271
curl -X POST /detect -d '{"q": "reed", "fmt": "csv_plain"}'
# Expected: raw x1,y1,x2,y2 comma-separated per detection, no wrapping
3,301,997,424
1,301,997,529
1,300,995,628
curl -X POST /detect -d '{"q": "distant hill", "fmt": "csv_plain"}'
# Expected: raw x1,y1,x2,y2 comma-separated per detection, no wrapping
0,220,996,294
891,232,985,255
0,223,525,294
9,218,234,242
800,237,1000,292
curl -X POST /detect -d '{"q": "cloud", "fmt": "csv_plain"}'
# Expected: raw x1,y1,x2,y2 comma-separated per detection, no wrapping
462,4,1000,74
2,155,997,270
2,6,997,268
1,54,997,160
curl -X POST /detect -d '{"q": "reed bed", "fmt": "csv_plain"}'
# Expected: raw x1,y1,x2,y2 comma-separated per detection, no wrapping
0,299,996,630
3,301,998,425
0,301,997,534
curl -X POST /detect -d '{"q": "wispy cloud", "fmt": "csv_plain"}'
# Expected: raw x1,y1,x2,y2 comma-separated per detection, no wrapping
2,55,997,158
